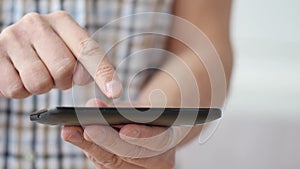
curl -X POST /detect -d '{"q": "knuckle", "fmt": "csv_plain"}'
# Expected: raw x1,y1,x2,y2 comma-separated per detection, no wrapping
52,58,75,82
24,62,53,94
105,156,123,168
20,12,49,35
81,142,95,152
5,82,26,98
1,23,29,43
1,25,13,35
0,25,17,42
49,11,72,20
21,12,43,26
87,154,98,164
96,64,114,79
29,78,52,94
79,39,103,59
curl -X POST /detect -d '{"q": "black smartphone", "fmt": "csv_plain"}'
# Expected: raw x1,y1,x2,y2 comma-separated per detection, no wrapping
30,107,222,127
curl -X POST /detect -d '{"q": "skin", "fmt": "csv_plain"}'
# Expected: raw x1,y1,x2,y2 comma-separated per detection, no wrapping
63,0,233,168
0,0,232,168
0,11,122,98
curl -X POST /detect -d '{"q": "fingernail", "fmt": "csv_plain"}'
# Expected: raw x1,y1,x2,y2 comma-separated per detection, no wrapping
126,129,140,138
106,79,122,98
68,131,83,143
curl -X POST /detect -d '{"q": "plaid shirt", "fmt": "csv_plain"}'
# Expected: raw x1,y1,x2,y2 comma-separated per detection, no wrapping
0,0,174,168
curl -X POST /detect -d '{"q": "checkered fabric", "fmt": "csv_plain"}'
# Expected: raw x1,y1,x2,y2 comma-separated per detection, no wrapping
0,0,174,168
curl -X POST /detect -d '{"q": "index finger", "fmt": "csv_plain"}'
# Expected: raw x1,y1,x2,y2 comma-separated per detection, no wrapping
44,11,122,98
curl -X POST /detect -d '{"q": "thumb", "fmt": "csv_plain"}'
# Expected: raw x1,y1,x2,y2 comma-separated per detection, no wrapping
120,125,192,152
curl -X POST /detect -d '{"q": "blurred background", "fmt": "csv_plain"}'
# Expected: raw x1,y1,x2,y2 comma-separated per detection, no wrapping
176,0,300,168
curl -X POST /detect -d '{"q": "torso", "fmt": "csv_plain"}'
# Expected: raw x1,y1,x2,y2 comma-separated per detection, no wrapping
0,0,174,168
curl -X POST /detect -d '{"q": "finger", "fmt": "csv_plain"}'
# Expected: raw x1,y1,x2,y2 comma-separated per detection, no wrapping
84,125,175,169
8,43,54,94
83,99,175,169
73,62,93,85
61,126,140,169
2,26,54,94
17,13,76,90
85,152,142,169
45,11,122,98
120,124,192,152
61,126,117,165
0,52,4,97
84,125,160,158
0,55,30,98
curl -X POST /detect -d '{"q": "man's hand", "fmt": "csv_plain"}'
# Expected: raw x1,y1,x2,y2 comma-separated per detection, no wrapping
62,125,177,169
61,99,193,169
0,11,122,98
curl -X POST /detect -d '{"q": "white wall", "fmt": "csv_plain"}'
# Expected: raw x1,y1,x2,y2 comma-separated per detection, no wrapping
229,0,300,118
176,0,300,168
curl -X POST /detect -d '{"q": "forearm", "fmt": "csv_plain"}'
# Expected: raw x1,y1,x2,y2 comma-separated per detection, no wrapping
137,0,233,147
137,51,213,107
137,49,232,147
